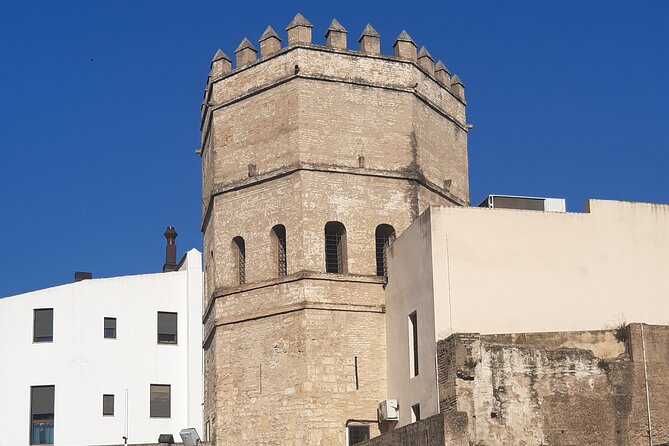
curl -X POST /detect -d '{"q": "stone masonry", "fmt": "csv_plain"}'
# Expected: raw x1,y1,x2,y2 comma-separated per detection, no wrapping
438,324,669,446
199,14,469,445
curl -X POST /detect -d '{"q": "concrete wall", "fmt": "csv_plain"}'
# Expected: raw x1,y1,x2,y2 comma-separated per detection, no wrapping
385,199,669,429
384,209,440,427
430,200,669,336
0,250,203,446
437,325,669,446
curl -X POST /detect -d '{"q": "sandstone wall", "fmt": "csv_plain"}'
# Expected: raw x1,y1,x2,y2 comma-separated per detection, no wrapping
359,412,469,446
438,325,669,446
200,24,469,445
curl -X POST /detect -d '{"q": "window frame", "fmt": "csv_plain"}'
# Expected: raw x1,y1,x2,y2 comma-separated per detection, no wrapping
157,312,178,345
411,403,421,423
232,236,246,285
409,311,419,377
103,317,117,339
346,424,370,445
375,224,396,277
149,384,171,418
271,224,288,277
30,385,55,445
102,394,114,416
33,308,54,343
324,221,347,274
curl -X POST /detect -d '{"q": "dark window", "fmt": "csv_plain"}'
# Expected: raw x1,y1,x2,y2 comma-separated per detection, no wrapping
150,384,171,418
104,318,116,339
102,394,114,416
157,312,177,344
31,385,54,445
375,224,396,277
33,309,53,343
232,236,246,285
271,225,287,277
409,311,419,377
347,425,370,445
411,403,421,422
324,221,347,274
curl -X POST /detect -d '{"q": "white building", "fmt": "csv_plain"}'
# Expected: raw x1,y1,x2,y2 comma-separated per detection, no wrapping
0,247,203,446
384,199,669,427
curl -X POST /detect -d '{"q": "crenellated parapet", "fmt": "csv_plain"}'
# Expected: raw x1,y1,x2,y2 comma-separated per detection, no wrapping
201,14,467,136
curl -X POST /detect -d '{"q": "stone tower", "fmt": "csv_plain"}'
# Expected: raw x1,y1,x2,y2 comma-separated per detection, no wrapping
200,14,469,445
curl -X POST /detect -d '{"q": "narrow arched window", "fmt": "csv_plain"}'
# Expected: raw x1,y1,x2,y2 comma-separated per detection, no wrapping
325,221,347,274
271,225,287,277
375,224,396,277
232,236,246,285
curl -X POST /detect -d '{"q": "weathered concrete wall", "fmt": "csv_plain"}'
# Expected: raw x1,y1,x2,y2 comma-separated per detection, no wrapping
359,412,469,446
438,325,669,446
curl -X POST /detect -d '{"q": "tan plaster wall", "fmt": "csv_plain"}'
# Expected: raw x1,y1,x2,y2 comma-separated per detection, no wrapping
429,200,669,336
384,209,440,427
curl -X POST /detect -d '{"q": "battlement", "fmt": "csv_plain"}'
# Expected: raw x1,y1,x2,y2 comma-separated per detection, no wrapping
200,14,466,137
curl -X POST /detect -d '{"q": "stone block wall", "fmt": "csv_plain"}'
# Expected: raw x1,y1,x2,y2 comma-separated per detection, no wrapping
359,412,469,446
437,324,669,446
200,17,470,445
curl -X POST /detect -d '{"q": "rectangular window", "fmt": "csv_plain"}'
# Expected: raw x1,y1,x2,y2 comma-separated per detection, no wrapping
411,403,421,423
157,312,177,344
34,309,53,343
408,311,419,377
150,384,171,418
347,425,370,445
102,394,114,416
104,318,116,339
31,385,54,445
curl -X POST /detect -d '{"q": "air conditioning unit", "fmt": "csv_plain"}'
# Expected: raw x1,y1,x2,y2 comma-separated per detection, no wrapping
378,399,399,421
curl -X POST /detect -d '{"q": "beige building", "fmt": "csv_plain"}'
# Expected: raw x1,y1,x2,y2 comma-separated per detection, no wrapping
383,200,669,443
199,14,469,446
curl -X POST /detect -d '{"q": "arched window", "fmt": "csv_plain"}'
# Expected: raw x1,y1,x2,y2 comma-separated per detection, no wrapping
232,236,246,285
271,225,287,277
375,224,396,277
324,221,347,274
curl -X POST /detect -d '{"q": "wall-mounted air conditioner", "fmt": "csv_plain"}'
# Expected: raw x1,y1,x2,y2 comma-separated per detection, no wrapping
378,399,399,421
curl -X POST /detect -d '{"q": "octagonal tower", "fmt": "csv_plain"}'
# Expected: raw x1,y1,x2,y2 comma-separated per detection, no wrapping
200,15,469,445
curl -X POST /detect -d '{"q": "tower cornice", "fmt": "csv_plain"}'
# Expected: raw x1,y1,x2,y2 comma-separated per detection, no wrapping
200,165,468,233
199,44,467,144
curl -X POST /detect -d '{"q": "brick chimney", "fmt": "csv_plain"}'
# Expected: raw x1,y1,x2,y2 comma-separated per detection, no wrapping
163,226,178,272
74,271,92,282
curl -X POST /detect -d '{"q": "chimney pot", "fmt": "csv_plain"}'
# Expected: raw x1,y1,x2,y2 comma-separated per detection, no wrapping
163,226,178,272
74,271,92,282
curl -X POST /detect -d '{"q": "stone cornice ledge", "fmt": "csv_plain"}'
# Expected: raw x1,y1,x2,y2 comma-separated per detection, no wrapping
203,270,385,322
201,163,468,231
203,299,385,348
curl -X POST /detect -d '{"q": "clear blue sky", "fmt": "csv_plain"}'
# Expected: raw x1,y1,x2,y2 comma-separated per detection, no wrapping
1,1,668,297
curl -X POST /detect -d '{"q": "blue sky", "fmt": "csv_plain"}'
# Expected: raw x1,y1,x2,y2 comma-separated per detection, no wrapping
1,1,668,297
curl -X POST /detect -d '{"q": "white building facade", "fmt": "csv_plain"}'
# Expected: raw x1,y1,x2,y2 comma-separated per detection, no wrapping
0,249,203,446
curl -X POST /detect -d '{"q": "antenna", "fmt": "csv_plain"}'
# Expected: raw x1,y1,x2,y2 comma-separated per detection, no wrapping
123,388,129,445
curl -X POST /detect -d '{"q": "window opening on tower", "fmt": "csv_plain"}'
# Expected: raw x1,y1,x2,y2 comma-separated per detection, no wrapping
325,222,347,274
232,236,246,285
271,225,287,276
375,224,396,277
